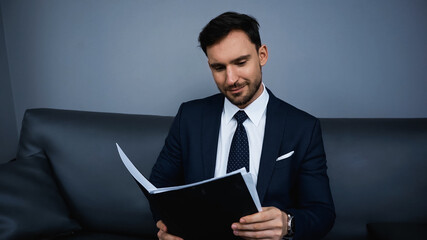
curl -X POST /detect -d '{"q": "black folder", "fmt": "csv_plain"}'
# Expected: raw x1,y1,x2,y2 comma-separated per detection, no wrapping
117,144,261,240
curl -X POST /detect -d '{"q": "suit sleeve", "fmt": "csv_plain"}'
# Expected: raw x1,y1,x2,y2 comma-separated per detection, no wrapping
287,119,335,240
148,104,187,222
149,104,185,189
150,102,183,188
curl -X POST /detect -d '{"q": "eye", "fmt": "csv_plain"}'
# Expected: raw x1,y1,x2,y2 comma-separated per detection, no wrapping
237,61,247,66
213,65,225,72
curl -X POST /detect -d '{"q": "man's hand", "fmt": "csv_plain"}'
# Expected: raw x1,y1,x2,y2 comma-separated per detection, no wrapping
231,207,288,240
156,220,184,240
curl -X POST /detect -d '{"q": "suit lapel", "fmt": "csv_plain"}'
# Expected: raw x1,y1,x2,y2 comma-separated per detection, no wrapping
257,90,287,203
201,94,224,179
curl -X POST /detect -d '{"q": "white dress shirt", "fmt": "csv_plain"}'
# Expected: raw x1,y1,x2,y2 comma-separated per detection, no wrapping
214,84,269,184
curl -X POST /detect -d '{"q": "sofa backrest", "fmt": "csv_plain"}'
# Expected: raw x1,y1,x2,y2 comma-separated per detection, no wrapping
321,118,427,239
17,109,173,237
17,109,427,239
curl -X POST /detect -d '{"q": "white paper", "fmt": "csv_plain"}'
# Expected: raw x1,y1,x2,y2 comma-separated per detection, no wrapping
116,143,157,193
153,168,244,193
241,172,262,211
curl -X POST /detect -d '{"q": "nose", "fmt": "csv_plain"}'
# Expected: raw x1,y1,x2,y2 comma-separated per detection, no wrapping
226,66,238,85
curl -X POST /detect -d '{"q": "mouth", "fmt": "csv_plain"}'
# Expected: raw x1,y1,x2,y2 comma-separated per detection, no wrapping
227,83,246,95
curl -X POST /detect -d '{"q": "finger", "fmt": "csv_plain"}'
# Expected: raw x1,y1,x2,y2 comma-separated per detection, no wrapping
233,228,283,239
233,218,282,231
157,229,184,240
232,209,288,240
156,221,184,240
240,207,281,224
156,220,167,232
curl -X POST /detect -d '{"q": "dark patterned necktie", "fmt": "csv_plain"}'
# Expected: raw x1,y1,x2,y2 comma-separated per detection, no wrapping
227,110,249,173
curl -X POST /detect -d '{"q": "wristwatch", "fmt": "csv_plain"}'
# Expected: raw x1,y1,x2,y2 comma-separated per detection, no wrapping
283,213,295,239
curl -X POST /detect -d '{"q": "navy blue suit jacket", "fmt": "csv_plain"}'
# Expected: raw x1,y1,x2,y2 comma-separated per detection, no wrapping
150,89,335,239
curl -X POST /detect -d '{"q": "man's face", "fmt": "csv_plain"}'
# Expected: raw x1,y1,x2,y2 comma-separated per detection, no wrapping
206,30,268,109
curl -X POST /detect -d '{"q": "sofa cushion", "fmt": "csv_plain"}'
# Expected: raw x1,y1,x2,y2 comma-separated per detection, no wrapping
54,231,156,240
367,222,427,240
0,153,81,239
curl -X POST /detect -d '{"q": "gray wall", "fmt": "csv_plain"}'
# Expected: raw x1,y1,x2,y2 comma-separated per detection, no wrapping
0,2,18,162
1,0,427,160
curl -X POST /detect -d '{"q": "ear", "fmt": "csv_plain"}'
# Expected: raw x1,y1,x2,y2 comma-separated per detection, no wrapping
258,45,268,66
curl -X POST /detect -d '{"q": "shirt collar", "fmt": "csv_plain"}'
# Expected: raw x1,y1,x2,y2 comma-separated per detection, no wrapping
223,83,269,127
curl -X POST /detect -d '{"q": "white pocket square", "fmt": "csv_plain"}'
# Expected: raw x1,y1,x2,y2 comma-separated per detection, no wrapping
276,151,294,161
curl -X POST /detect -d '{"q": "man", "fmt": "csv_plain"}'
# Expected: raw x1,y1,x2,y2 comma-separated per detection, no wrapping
149,12,335,240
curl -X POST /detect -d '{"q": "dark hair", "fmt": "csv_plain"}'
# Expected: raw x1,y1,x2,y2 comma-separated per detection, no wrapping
198,12,261,55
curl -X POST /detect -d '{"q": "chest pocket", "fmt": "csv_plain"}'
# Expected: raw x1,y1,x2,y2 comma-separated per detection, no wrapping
274,156,293,169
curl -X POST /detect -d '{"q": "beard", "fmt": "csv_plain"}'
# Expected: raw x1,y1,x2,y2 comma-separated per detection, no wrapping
223,77,262,108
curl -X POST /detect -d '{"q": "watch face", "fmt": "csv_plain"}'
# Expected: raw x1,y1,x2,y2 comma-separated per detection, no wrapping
291,216,295,231
287,214,295,236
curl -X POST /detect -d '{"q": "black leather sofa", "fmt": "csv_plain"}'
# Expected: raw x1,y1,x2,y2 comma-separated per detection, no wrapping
0,108,426,240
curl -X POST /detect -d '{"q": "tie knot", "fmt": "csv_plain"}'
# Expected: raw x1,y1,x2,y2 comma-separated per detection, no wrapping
234,111,248,124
